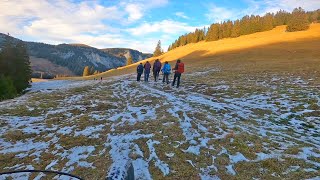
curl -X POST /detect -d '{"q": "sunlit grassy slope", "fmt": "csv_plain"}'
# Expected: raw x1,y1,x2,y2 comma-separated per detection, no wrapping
77,23,320,80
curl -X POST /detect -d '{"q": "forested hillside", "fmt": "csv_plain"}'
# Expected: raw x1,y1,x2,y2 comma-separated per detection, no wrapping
0,34,152,77
168,8,320,51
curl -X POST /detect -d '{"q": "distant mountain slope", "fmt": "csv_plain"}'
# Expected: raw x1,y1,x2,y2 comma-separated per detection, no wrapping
30,56,75,77
0,33,152,76
101,48,152,62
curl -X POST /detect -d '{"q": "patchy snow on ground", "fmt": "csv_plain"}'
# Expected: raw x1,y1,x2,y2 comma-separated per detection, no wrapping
0,72,319,179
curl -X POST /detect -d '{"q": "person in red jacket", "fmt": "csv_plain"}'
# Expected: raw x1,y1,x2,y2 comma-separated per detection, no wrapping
172,59,184,88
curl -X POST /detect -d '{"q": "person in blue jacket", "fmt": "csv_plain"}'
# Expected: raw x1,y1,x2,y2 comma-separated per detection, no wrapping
161,61,171,84
136,63,144,81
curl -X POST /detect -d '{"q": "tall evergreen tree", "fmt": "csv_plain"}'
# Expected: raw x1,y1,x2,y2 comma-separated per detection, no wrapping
262,13,274,31
231,20,241,37
153,40,163,57
0,35,31,99
82,66,90,76
287,7,309,32
0,75,17,100
206,24,220,41
274,10,290,26
287,7,310,32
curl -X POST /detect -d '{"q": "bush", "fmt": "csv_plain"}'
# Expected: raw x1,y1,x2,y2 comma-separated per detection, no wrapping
0,75,17,100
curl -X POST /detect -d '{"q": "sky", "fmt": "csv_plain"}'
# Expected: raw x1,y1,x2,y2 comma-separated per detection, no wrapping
0,0,319,53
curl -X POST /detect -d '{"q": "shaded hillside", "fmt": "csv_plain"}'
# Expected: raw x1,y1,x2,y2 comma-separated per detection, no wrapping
30,56,75,78
0,34,151,76
101,48,152,62
26,42,123,75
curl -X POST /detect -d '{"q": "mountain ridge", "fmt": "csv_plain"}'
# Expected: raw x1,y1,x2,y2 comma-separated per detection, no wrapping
0,33,152,77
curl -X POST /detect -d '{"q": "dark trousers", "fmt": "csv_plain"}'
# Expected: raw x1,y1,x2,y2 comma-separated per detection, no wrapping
162,74,169,84
137,73,142,81
153,70,160,81
172,73,181,87
144,72,150,82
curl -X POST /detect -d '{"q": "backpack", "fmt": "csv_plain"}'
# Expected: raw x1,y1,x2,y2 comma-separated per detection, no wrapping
144,63,151,69
177,63,184,73
137,65,143,72
163,64,171,74
155,61,161,70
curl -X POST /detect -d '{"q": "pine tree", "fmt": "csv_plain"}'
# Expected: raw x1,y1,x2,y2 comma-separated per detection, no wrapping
262,13,274,31
274,10,290,26
231,20,241,37
0,36,31,97
153,40,163,57
126,55,133,66
0,75,17,100
82,66,90,76
287,7,310,32
206,24,220,41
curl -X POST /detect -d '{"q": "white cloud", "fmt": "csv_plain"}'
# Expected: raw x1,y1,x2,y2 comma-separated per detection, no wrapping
125,4,143,21
0,0,123,36
205,5,235,23
258,0,320,13
121,0,168,22
127,20,201,36
0,0,169,53
175,12,190,19
206,0,320,23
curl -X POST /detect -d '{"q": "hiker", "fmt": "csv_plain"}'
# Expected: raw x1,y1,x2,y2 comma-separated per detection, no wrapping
144,61,151,82
100,77,102,81
161,61,171,84
136,63,144,81
153,59,162,82
172,59,184,88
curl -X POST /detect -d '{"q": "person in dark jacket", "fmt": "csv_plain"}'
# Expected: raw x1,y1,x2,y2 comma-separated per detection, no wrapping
172,59,184,88
136,63,144,81
152,59,162,82
161,61,171,84
144,61,151,82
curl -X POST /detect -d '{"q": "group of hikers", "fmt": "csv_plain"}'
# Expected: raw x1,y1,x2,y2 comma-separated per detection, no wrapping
136,59,185,88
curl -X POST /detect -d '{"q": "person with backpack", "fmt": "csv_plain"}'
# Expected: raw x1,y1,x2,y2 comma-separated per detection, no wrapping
136,63,144,81
172,59,184,88
152,59,162,82
161,61,171,84
144,61,151,82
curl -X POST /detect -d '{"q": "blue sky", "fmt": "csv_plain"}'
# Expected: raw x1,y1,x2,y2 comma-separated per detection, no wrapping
0,0,319,53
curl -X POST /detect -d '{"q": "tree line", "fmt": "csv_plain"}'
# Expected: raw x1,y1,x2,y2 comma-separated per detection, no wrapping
82,66,101,76
0,35,32,100
168,8,320,51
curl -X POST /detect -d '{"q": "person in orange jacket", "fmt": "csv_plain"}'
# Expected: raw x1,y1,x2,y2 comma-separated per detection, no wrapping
172,59,184,88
